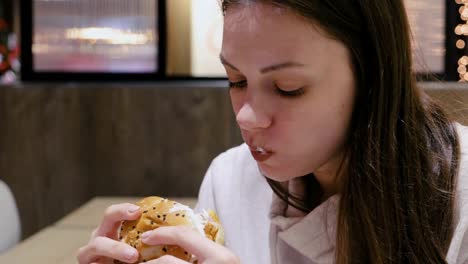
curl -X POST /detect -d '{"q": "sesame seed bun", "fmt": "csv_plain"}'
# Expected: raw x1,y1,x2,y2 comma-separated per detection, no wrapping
114,196,224,264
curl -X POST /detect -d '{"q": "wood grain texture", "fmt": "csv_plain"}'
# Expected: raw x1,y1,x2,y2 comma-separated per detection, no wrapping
0,82,466,240
0,87,94,239
0,83,242,239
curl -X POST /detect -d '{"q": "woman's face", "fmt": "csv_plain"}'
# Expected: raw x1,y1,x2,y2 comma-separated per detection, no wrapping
221,3,356,184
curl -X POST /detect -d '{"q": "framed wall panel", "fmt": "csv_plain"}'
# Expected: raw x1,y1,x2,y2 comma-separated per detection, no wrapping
191,0,225,78
21,0,166,81
405,0,460,80
405,0,446,75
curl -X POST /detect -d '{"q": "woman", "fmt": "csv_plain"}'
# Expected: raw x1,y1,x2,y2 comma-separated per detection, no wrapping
77,0,468,263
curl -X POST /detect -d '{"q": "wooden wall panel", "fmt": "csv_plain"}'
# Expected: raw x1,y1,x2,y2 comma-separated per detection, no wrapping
0,87,94,238
0,83,242,239
0,82,466,240
89,87,240,197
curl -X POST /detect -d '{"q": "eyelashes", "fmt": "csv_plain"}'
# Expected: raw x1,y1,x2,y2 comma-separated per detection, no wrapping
228,80,247,88
228,80,305,98
275,85,305,97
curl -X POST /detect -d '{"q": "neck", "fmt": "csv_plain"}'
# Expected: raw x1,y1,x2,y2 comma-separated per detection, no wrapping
313,151,347,199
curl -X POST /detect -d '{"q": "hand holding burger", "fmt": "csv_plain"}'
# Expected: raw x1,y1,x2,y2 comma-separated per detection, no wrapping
77,197,239,264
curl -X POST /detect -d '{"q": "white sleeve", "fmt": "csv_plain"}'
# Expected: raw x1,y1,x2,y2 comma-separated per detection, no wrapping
453,175,468,264
455,230,468,264
451,186,468,264
194,159,217,214
450,124,468,263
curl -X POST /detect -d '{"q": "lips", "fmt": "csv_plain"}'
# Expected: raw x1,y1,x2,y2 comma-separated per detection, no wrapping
248,145,273,162
242,133,274,162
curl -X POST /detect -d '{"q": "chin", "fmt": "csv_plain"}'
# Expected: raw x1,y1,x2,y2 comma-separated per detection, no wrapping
257,164,301,182
258,158,317,180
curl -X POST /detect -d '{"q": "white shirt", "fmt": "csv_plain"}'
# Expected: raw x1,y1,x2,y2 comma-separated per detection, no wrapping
195,123,468,264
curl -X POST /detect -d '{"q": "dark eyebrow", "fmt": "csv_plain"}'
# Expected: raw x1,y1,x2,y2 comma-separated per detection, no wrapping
219,54,305,74
219,54,239,71
259,62,305,74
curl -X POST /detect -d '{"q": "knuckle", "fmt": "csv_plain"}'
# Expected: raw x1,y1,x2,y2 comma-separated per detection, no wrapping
76,246,87,262
104,204,118,218
104,203,136,221
76,243,97,263
87,239,99,254
93,236,106,246
177,225,192,234
89,236,108,255
173,226,191,240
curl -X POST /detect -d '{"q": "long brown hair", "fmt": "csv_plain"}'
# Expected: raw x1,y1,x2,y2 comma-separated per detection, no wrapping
221,0,461,263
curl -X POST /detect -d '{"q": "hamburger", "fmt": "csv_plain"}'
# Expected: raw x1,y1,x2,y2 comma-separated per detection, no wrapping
114,196,224,264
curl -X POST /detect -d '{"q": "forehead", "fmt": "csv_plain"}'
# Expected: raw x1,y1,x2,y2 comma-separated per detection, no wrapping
223,2,289,30
221,3,333,65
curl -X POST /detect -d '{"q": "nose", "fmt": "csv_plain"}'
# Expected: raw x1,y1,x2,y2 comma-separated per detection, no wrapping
236,102,271,131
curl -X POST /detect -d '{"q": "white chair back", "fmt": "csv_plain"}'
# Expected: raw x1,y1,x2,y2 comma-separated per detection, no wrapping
0,180,21,254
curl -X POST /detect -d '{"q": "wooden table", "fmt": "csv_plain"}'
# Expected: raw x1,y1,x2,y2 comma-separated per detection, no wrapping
0,196,197,264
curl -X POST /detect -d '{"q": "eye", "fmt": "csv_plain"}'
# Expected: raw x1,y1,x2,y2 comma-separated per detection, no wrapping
274,84,305,98
228,80,247,89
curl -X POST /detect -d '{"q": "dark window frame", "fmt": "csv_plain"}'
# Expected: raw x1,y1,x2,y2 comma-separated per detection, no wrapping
20,0,168,82
19,0,462,82
444,0,463,81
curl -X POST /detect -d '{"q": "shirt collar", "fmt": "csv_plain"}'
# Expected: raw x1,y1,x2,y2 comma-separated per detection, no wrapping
270,182,340,261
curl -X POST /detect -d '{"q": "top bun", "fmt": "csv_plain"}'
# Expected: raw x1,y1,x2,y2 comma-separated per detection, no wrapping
115,196,224,263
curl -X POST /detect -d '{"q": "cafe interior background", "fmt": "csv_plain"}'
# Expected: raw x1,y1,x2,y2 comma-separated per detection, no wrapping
0,0,467,260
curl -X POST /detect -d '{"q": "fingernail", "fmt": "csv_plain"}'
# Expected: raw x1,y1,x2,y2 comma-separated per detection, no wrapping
141,231,151,241
128,205,140,213
124,248,137,260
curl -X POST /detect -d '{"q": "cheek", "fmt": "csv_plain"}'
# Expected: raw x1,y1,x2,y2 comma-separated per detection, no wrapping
273,100,350,153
